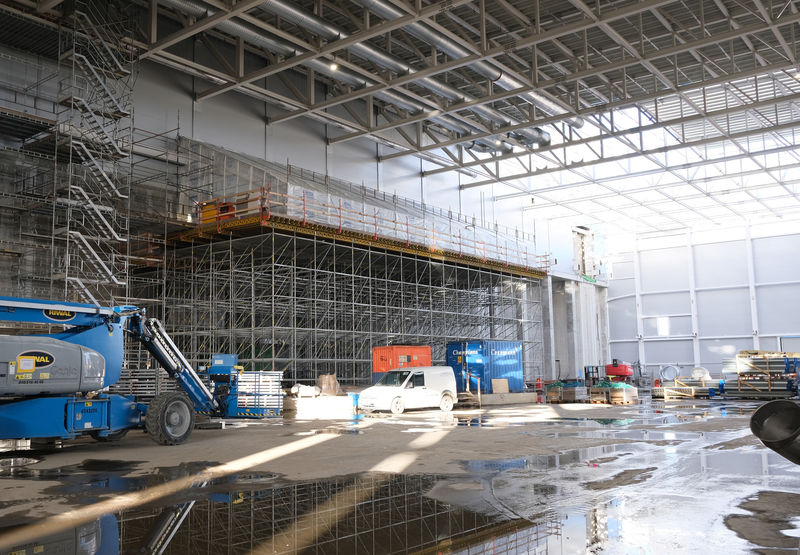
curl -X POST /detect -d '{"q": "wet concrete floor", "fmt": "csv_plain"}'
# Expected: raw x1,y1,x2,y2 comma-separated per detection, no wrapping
0,398,798,554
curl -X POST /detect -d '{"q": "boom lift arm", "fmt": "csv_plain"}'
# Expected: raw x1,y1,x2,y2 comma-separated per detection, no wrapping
0,296,224,445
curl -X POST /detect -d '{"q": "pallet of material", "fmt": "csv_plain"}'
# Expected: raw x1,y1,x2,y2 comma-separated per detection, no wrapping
654,378,720,399
653,386,698,399
590,387,608,403
609,387,638,405
562,387,589,402
723,380,795,400
546,387,563,402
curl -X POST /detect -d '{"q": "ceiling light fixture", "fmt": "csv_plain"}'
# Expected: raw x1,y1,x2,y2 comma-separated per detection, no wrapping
330,62,338,71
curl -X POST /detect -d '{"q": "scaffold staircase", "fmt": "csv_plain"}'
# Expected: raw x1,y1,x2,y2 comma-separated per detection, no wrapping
53,1,134,305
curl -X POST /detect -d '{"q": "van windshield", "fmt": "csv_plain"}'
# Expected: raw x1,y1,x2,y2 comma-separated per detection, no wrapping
375,370,410,386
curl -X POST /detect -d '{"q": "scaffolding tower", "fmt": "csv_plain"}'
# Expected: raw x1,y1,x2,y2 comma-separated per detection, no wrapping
122,231,544,392
52,0,134,305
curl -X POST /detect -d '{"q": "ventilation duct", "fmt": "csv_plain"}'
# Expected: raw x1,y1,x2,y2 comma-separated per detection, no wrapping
159,0,509,152
352,0,583,128
253,0,550,148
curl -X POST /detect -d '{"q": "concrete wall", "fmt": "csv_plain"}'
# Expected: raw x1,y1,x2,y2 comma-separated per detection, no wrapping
606,223,800,377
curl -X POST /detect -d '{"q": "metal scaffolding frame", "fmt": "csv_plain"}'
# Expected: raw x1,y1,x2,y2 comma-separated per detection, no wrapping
117,473,561,554
123,229,544,390
51,0,135,305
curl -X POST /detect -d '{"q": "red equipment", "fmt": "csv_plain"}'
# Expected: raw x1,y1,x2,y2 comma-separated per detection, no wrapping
605,359,633,382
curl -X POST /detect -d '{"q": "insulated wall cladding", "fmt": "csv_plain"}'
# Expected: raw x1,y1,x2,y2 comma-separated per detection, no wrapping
607,229,800,377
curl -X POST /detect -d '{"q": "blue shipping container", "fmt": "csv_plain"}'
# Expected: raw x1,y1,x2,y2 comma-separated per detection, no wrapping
445,340,524,393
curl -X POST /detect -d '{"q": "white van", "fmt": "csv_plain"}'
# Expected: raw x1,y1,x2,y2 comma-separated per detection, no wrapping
358,366,457,414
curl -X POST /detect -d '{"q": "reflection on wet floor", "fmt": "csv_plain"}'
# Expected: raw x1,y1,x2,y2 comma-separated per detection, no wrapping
1,400,797,554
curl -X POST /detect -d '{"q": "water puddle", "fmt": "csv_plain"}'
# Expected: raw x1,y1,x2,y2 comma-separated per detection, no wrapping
0,400,791,554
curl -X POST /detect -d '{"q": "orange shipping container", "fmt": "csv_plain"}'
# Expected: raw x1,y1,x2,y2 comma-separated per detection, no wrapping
372,345,431,377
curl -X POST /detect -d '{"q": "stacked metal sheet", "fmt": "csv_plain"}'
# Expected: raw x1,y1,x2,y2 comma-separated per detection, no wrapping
234,371,284,417
720,352,798,400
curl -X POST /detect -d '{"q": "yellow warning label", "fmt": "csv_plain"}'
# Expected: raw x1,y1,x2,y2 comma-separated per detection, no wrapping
84,402,92,407
15,374,32,380
40,373,50,379
17,356,35,372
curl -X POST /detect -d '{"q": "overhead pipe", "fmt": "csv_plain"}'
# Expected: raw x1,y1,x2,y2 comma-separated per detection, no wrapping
253,0,549,148
352,0,583,128
159,0,505,150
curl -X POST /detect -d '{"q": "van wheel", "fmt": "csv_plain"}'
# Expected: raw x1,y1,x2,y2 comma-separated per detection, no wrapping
440,394,454,412
390,397,405,415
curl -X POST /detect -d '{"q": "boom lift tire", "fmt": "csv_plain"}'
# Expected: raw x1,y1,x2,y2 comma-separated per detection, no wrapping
146,392,195,445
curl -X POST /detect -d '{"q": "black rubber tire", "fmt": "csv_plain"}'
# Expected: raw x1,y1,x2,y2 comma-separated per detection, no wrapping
146,392,195,445
390,397,405,415
90,429,129,442
439,394,454,412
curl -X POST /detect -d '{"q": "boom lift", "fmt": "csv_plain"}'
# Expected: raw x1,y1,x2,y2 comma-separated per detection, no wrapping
0,296,228,445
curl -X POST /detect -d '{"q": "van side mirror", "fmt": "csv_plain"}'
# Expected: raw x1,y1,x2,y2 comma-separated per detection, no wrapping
405,381,414,389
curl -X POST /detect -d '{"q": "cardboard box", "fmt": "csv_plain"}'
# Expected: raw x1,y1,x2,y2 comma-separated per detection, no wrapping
491,379,510,393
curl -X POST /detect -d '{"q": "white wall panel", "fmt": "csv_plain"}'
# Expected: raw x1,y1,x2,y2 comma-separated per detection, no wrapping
781,337,800,351
608,278,634,298
643,315,692,337
547,221,579,276
696,288,751,336
608,229,800,373
610,341,639,362
611,260,634,280
644,340,693,363
639,247,689,291
641,292,690,315
699,338,752,370
608,297,637,340
757,284,800,335
753,234,800,283
693,241,747,288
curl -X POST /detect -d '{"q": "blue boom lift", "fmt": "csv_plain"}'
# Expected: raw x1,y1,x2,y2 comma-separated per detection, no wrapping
0,296,235,445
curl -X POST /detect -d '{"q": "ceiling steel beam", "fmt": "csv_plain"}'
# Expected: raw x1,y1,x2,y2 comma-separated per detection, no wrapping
195,0,475,101
425,83,800,177
36,0,62,11
140,0,265,60
462,118,800,189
